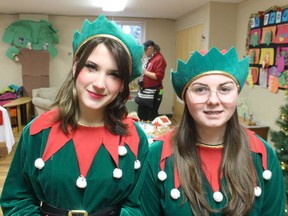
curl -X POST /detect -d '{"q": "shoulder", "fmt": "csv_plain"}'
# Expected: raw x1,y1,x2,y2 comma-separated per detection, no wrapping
246,129,275,155
246,129,278,170
155,52,166,60
30,108,59,135
148,130,174,161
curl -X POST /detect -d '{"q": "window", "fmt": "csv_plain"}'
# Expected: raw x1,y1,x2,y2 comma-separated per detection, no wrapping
116,21,145,45
116,21,146,91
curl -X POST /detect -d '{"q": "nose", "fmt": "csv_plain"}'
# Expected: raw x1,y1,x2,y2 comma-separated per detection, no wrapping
207,90,220,104
92,72,105,89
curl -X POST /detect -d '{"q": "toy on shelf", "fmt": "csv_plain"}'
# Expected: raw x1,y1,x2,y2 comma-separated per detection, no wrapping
237,98,256,126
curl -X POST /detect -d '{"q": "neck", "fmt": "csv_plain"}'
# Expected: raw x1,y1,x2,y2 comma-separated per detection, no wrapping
196,125,226,145
196,141,224,148
77,120,104,127
197,141,224,146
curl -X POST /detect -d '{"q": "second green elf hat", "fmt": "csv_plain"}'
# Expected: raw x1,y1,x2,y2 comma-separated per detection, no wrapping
171,46,250,100
72,14,143,82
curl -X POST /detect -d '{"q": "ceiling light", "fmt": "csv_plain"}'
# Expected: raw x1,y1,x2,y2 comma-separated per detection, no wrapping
95,0,128,12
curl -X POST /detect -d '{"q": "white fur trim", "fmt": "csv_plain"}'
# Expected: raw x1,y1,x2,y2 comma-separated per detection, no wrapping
213,191,223,202
170,188,180,199
76,176,87,188
157,171,167,181
254,186,262,197
262,170,272,180
118,146,127,156
113,168,122,179
134,160,141,169
34,158,45,169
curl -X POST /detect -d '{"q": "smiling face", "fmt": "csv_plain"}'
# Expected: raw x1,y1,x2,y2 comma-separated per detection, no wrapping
185,74,238,131
74,43,124,116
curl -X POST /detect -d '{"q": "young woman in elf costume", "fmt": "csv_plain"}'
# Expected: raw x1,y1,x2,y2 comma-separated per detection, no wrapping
0,15,149,216
140,47,286,216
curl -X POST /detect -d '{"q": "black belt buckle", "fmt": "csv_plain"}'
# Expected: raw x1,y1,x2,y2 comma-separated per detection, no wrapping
68,210,88,216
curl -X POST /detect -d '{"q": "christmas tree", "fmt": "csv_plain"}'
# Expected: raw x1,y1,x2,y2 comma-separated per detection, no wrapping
270,89,288,196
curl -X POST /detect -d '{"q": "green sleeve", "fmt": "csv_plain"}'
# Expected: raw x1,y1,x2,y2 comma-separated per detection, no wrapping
140,140,163,215
120,122,149,216
259,140,286,216
0,124,41,215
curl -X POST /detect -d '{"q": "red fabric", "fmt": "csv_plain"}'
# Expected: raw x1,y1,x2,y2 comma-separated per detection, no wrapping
0,109,3,125
143,52,166,89
246,129,268,170
30,108,140,178
198,146,223,192
155,130,181,188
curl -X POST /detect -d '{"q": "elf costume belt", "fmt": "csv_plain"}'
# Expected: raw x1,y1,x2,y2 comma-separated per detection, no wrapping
40,202,121,216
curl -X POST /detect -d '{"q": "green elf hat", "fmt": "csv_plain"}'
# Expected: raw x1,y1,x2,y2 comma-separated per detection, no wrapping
72,14,143,82
171,46,250,100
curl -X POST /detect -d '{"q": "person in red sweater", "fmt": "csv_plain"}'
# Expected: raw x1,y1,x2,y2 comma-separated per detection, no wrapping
137,40,167,121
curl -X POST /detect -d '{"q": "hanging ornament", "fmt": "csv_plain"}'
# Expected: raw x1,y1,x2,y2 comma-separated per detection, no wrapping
281,161,286,170
281,113,286,121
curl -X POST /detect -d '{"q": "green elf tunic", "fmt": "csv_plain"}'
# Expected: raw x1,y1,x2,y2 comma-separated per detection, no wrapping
0,109,149,215
140,129,286,216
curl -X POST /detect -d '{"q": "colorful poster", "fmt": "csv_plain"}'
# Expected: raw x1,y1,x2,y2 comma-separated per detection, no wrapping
246,5,288,92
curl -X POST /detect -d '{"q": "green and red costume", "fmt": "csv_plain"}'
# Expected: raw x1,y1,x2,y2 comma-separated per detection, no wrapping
1,109,149,215
140,129,286,215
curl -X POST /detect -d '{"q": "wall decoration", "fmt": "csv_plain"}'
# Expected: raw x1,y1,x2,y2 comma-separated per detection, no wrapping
2,20,59,61
246,5,288,93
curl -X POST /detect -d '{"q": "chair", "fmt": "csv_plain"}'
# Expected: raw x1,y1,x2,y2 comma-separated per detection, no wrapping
32,87,59,115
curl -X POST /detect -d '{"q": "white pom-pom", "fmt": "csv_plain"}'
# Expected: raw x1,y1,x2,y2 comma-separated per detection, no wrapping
262,170,272,180
118,146,127,156
113,168,122,179
254,186,262,197
157,171,167,181
76,176,87,188
213,191,223,202
170,188,180,200
134,160,141,169
34,158,45,169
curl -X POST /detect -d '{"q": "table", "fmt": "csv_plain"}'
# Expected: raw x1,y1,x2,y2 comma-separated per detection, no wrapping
3,97,32,132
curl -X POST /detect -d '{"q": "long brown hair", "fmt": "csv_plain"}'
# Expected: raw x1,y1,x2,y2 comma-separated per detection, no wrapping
53,37,131,135
172,105,255,215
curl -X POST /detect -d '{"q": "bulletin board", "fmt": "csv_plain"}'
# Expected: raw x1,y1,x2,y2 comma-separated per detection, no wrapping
246,5,288,93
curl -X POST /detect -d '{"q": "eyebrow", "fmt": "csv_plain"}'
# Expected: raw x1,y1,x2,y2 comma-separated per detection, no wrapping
191,81,235,87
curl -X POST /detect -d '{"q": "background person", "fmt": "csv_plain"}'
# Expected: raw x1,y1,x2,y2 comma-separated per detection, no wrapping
0,15,149,216
140,47,286,215
136,40,166,121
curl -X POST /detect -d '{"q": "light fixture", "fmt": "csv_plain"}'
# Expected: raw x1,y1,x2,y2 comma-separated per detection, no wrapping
95,0,128,12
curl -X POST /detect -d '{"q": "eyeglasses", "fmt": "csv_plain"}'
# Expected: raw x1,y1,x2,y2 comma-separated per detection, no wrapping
187,82,238,103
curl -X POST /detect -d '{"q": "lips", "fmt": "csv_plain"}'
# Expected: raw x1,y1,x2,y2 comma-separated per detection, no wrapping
87,90,104,99
204,111,223,114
